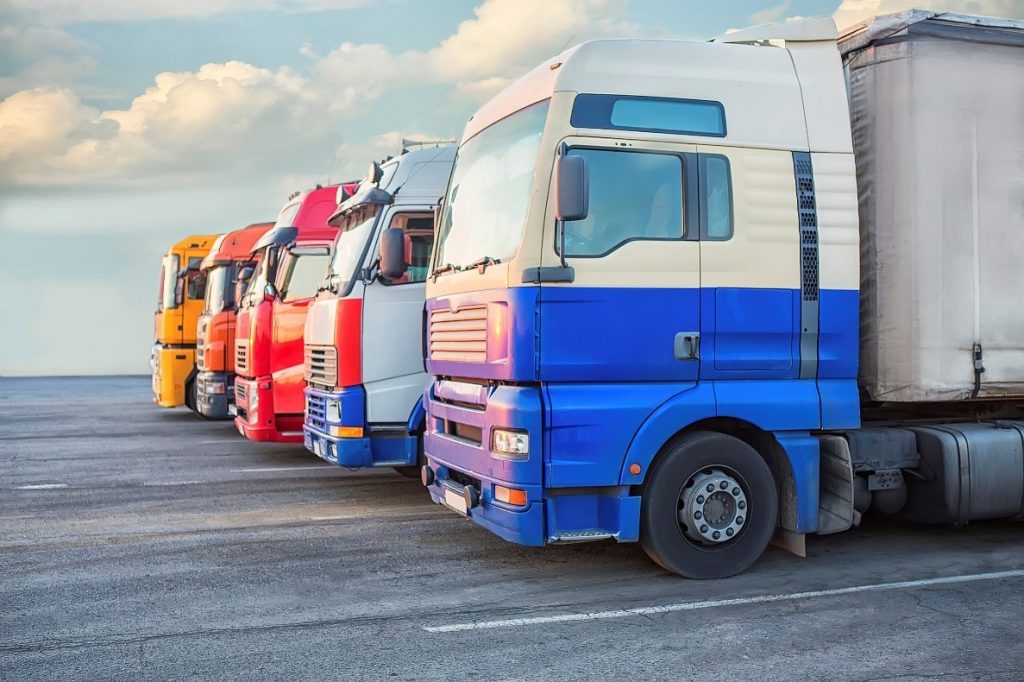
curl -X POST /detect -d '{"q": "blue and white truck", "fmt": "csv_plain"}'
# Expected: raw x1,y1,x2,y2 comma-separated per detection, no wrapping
420,11,1024,578
302,145,455,472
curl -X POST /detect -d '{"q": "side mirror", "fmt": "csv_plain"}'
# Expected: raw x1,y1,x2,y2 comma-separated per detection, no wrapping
379,227,408,280
555,154,589,221
263,283,278,302
237,266,254,283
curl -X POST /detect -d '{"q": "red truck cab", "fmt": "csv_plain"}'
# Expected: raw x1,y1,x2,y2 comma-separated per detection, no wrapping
233,187,339,442
194,222,274,419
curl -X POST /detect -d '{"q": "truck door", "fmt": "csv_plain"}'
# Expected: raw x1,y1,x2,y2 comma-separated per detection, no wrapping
543,138,701,384
361,210,435,425
696,146,800,382
540,138,701,487
272,246,331,415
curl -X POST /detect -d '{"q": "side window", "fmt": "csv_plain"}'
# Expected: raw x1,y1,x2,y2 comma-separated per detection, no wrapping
563,149,684,258
281,254,330,302
700,155,733,241
384,213,434,285
185,257,206,300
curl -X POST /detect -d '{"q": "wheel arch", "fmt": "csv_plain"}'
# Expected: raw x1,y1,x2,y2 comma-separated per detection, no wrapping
620,409,821,534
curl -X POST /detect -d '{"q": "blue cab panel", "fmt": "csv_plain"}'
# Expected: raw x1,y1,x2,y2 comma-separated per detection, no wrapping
423,282,862,544
537,287,700,382
711,288,797,372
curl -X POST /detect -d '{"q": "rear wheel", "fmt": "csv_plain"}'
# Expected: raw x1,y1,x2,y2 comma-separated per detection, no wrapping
640,431,777,579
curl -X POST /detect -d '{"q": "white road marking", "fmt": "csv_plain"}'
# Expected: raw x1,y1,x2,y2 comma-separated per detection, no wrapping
15,483,70,490
141,480,205,487
423,568,1024,633
230,465,332,473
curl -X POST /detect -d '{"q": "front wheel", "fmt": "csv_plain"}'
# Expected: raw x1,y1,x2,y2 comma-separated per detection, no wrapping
184,376,198,414
640,431,777,579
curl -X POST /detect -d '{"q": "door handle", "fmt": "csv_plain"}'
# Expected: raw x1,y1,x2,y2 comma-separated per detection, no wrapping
674,332,700,360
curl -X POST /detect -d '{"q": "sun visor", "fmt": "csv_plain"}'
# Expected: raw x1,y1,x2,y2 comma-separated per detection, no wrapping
251,226,298,253
327,187,391,225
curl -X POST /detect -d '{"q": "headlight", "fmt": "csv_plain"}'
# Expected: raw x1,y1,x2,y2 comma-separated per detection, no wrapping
208,381,226,395
250,390,259,420
492,429,529,460
326,398,341,423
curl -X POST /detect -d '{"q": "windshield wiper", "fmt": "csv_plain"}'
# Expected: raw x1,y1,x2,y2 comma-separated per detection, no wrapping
430,263,458,281
468,256,499,273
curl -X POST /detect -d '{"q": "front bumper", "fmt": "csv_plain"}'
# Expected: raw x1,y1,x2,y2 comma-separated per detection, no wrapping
234,376,302,443
424,460,547,546
422,382,546,546
151,345,195,408
303,385,417,468
422,380,640,547
196,371,233,419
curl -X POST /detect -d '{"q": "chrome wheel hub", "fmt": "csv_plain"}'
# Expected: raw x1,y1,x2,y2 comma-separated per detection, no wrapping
679,468,748,545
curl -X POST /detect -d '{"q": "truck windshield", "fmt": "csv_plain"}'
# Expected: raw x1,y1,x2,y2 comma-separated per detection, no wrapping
327,206,379,294
160,254,179,310
280,251,332,302
204,263,236,315
434,100,549,270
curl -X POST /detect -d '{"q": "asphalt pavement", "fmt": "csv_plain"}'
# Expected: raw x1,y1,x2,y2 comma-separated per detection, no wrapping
2,376,1023,680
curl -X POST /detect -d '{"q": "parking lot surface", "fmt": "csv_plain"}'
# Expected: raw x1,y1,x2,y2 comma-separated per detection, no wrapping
2,376,1024,680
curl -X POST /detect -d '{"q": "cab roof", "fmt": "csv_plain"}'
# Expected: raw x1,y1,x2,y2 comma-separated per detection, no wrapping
462,17,852,154
201,222,274,270
167,234,220,255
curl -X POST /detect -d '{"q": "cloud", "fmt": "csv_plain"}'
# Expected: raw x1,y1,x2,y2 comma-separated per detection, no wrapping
0,55,99,99
2,0,278,24
833,0,1024,28
430,0,634,83
0,0,639,189
0,22,84,58
750,1,793,24
0,61,340,186
2,0,372,23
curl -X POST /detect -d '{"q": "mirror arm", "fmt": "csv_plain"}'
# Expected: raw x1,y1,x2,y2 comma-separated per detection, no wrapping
557,219,568,269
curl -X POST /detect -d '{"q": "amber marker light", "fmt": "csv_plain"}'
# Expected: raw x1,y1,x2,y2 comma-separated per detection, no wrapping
330,426,364,438
494,485,527,506
629,463,642,475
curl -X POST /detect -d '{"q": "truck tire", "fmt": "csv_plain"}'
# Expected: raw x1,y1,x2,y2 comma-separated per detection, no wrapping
184,375,198,414
640,431,777,579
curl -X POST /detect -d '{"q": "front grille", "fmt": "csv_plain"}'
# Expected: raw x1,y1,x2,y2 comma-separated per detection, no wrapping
429,306,487,363
305,345,337,389
236,382,248,403
306,391,327,432
235,339,249,373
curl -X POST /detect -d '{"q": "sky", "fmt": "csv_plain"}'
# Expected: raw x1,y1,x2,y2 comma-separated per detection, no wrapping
1,0,1022,376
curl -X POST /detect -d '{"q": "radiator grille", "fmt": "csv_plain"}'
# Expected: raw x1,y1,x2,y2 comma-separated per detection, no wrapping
429,306,487,363
305,391,327,432
235,339,249,374
305,345,338,389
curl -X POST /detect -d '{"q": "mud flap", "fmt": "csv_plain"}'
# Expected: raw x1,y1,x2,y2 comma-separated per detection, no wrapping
817,434,855,534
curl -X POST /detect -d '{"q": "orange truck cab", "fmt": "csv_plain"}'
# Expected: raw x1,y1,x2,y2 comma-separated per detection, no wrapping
152,234,220,408
233,186,339,442
194,222,274,419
